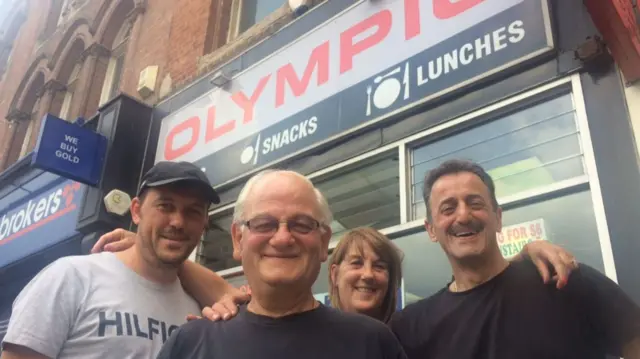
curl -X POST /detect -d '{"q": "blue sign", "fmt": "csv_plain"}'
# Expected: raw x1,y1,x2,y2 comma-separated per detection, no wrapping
0,179,85,268
32,114,107,186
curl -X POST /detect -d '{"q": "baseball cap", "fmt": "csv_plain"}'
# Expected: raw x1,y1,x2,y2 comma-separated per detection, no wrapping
138,161,220,204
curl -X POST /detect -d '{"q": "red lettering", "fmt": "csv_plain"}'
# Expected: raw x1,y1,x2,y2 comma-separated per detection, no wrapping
340,10,392,74
405,0,421,40
231,74,271,124
205,106,235,142
433,0,484,20
276,41,330,108
164,116,200,160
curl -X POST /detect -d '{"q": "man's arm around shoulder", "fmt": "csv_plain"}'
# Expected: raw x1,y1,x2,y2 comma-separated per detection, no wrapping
1,258,85,359
566,264,640,358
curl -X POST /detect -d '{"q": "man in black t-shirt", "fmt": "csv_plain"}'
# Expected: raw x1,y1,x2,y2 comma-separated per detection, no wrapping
157,170,406,359
389,159,640,359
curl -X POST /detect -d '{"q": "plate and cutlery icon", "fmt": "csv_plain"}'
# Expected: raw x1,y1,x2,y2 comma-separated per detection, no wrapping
366,62,411,116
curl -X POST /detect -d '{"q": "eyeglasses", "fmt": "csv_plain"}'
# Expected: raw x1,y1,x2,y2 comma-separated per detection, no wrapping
242,215,322,235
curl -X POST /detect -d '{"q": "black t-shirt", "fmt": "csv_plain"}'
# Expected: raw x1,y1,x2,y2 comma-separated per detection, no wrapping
157,302,407,359
389,260,640,359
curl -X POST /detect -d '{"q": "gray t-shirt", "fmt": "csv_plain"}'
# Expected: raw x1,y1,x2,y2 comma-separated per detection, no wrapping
2,252,200,359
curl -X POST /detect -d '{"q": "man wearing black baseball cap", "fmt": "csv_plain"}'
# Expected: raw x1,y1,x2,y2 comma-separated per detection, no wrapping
1,161,247,359
137,161,220,205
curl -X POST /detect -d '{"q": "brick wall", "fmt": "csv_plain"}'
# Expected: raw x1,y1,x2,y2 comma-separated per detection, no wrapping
166,0,214,86
119,0,176,105
0,0,319,170
0,0,49,167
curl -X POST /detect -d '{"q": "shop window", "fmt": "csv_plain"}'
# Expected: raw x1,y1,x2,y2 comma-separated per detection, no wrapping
229,0,282,39
199,211,238,272
313,154,401,243
200,154,401,272
99,22,131,106
411,93,586,220
396,189,604,305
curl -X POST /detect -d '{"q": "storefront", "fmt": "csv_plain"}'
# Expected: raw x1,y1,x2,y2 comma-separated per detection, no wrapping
0,94,152,343
0,157,86,342
148,0,640,306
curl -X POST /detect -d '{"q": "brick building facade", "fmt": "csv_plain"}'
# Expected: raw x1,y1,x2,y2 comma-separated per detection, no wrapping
0,0,318,171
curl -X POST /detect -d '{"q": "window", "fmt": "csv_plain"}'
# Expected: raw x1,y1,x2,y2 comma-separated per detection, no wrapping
199,211,238,272
18,121,35,158
395,189,605,304
200,153,401,272
99,22,131,106
18,96,41,158
411,92,585,220
59,63,81,121
57,0,88,27
312,154,401,245
207,77,613,312
229,0,283,39
41,0,64,40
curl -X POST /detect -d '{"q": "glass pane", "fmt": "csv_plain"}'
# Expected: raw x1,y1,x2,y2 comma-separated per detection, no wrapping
311,260,331,299
227,274,247,288
314,155,400,240
108,55,125,99
411,93,585,220
396,190,604,305
412,155,585,213
203,155,399,272
198,212,239,271
500,190,604,272
239,0,282,33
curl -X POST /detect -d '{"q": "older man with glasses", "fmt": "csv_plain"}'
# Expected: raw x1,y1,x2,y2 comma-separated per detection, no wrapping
156,169,408,359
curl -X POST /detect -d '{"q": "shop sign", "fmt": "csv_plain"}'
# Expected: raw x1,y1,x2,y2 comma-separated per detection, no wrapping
497,218,548,259
156,0,554,186
0,180,84,268
32,114,108,187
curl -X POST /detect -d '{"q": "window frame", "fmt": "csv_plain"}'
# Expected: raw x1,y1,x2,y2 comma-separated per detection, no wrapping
18,119,35,158
59,62,82,121
227,0,284,42
205,74,616,284
18,96,42,158
99,22,131,106
227,0,244,42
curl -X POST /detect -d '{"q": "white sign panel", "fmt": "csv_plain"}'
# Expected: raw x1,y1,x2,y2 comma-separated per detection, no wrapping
156,0,553,186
